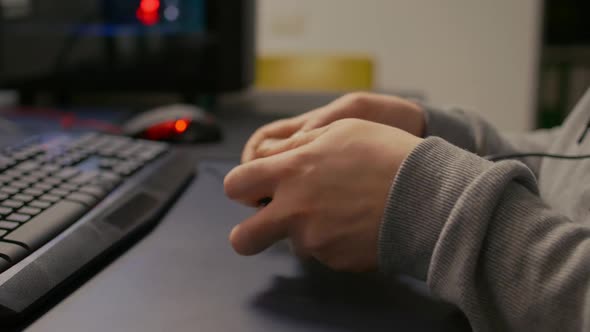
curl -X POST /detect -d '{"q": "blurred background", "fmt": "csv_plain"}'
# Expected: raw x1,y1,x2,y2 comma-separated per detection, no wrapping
255,0,588,131
0,0,588,132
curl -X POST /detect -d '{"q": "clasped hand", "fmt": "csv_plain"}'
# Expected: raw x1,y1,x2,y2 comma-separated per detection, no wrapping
224,93,424,272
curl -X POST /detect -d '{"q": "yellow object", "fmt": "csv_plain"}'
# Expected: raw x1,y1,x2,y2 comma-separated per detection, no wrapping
256,55,374,91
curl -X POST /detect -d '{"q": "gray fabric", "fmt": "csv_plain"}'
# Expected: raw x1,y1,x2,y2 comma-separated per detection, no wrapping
424,104,561,176
379,88,590,331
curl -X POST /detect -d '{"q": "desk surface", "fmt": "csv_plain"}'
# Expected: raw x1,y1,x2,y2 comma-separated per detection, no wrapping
11,107,469,331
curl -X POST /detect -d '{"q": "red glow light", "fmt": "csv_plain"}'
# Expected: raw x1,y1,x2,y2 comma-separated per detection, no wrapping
137,0,160,25
174,119,189,133
140,0,160,13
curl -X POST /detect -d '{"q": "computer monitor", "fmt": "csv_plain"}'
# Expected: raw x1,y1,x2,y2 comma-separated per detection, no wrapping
0,0,255,97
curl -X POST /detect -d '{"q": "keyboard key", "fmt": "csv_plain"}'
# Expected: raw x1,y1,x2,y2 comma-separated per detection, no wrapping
136,151,159,162
69,153,87,164
32,170,49,178
4,201,87,250
33,183,53,191
66,192,97,206
23,188,44,197
43,178,63,186
16,161,40,172
33,155,50,164
6,213,30,223
9,181,29,189
0,241,28,262
55,168,80,179
93,172,122,189
20,175,41,183
99,171,121,182
0,207,13,216
49,188,70,197
69,171,99,185
78,186,106,198
0,221,20,230
29,200,51,209
98,148,117,157
12,194,34,203
1,186,19,195
39,194,60,203
59,183,78,191
0,192,9,201
2,200,24,209
3,169,23,178
18,207,41,216
0,230,7,237
99,158,117,169
41,164,61,174
0,174,13,183
55,157,75,167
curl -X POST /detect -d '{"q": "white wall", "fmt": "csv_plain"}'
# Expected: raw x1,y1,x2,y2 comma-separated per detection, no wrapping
257,0,543,131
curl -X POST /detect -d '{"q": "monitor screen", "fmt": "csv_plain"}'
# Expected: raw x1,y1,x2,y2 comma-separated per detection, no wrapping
0,0,254,94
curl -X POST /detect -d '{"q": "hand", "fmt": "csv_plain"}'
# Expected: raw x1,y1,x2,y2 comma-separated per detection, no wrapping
225,119,423,272
242,92,425,163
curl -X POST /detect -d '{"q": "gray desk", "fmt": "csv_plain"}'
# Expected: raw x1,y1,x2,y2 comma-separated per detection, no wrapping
17,108,469,331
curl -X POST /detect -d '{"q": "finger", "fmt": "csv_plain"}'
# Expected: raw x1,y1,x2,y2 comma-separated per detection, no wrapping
225,150,296,206
300,108,330,132
298,97,355,132
256,126,327,158
242,117,305,163
257,138,282,152
230,203,291,255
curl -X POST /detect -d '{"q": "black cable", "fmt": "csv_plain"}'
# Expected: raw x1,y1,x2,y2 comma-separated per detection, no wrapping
486,153,590,162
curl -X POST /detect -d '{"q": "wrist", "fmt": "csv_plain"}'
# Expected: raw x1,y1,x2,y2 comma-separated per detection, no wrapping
406,100,426,138
384,98,426,138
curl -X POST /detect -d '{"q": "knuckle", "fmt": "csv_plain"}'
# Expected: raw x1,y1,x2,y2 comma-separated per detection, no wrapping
275,160,299,180
253,124,273,137
343,91,371,106
283,149,314,171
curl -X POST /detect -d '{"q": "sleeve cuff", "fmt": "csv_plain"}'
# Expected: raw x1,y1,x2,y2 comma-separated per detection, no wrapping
378,137,494,280
423,105,477,153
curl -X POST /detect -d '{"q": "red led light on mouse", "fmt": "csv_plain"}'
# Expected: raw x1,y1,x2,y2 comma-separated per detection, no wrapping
174,119,189,133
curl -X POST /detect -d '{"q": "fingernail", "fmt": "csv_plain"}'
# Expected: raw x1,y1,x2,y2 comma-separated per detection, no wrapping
230,225,240,239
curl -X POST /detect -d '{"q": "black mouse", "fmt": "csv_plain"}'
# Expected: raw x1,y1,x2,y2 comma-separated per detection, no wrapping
123,104,222,143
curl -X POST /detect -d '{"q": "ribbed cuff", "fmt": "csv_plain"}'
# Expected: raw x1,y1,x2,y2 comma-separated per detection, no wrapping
378,137,494,280
423,105,477,153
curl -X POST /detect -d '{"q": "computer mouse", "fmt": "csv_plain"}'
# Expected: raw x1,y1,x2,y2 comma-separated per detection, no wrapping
123,104,222,143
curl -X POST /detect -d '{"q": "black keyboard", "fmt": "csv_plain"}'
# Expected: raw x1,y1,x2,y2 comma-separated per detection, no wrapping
0,132,196,320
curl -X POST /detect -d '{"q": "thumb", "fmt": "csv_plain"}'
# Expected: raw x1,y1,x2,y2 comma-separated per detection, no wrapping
256,126,328,158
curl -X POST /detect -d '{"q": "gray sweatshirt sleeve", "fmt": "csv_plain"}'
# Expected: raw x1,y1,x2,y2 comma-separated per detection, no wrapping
379,137,590,331
424,106,560,175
